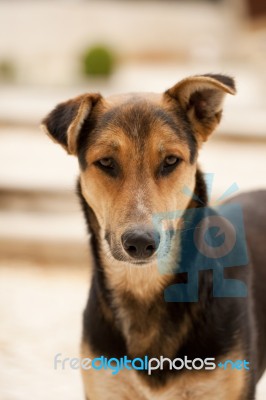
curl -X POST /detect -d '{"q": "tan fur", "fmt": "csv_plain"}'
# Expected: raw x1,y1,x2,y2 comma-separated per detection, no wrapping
112,296,192,358
67,95,94,155
81,342,246,400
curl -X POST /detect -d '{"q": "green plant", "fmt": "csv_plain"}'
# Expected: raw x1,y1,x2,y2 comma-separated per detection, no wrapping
82,45,115,78
0,60,15,81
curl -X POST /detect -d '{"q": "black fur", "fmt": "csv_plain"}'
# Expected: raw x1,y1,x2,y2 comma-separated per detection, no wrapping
43,101,79,148
203,73,236,92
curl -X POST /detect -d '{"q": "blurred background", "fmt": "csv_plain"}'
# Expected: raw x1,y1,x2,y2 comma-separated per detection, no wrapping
0,0,266,399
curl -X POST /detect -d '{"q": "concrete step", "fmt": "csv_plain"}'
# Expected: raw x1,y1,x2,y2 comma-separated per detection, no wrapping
0,210,89,266
0,188,77,213
0,127,78,192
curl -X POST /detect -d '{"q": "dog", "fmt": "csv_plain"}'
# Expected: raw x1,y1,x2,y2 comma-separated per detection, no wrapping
42,74,266,399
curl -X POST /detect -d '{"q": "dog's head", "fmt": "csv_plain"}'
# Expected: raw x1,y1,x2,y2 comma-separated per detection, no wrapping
42,74,235,268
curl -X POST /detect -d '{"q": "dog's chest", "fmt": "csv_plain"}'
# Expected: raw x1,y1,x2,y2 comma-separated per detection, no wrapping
81,344,245,400
82,365,244,400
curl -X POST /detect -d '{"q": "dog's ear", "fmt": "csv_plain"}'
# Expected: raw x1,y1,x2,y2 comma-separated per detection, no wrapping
41,93,102,155
165,74,236,142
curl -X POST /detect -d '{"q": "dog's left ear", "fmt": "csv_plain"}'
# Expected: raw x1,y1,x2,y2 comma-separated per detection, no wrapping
41,93,102,155
165,74,236,142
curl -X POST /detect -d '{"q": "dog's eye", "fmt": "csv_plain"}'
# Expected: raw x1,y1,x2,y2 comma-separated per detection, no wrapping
98,158,114,168
160,156,181,176
164,156,178,166
95,158,118,177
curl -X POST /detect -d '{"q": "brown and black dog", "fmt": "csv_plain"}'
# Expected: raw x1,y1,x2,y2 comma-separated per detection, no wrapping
42,74,266,399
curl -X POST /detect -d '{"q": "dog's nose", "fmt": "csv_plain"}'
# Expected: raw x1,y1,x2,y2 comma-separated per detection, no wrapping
121,228,160,259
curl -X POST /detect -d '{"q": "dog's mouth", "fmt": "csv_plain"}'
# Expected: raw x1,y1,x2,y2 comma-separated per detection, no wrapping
106,245,157,265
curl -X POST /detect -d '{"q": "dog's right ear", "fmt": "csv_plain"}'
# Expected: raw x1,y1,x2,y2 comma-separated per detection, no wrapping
41,93,102,155
165,74,236,142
